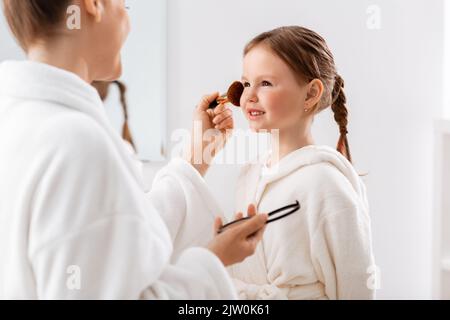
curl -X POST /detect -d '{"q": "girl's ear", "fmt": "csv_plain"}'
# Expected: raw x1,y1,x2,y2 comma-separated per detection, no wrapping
84,0,104,23
305,79,324,112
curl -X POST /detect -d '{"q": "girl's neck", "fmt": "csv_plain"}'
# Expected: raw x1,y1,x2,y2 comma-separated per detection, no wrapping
268,126,315,167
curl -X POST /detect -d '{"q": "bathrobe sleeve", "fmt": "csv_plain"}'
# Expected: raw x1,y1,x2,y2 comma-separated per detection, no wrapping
305,164,376,300
147,158,223,262
310,204,376,300
27,116,236,299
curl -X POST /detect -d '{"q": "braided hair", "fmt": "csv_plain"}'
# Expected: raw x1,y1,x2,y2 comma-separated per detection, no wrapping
331,75,351,162
92,80,137,151
113,81,136,151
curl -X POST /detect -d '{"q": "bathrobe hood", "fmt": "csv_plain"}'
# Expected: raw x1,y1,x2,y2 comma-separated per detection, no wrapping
245,145,369,212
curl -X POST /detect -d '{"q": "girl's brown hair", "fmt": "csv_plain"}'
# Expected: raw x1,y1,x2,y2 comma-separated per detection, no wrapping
113,81,136,151
92,80,137,151
244,26,352,163
2,0,71,50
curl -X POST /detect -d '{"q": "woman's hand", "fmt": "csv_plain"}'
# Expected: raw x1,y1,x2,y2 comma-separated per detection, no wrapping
188,92,234,176
207,204,267,267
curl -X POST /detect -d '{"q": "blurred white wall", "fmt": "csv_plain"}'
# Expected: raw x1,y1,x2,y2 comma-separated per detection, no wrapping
0,14,24,60
144,0,444,299
444,0,450,119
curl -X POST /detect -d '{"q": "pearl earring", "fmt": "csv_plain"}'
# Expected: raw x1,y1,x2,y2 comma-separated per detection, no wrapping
304,108,309,112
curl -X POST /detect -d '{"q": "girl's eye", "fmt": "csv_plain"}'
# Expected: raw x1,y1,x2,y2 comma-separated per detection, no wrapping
261,81,272,87
243,82,251,88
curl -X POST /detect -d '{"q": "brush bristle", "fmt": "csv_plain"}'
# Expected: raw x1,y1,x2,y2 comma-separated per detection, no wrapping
227,81,244,107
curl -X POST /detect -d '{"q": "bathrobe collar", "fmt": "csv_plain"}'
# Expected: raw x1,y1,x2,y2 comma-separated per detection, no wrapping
249,145,365,205
0,60,145,188
0,60,102,110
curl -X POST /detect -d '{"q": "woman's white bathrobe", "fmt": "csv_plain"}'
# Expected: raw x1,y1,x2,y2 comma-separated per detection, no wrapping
227,145,376,300
0,60,236,299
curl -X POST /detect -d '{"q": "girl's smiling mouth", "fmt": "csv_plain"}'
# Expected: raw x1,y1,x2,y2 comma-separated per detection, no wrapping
247,108,266,120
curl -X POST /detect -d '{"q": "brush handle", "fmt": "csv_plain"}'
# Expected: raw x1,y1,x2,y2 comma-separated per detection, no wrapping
208,100,219,109
208,95,228,109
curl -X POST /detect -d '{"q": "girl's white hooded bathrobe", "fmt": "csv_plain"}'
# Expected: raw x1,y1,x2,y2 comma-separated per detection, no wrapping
227,145,376,300
0,60,236,299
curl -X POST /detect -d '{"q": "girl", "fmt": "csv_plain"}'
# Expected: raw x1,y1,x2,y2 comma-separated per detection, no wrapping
0,0,267,299
228,26,376,300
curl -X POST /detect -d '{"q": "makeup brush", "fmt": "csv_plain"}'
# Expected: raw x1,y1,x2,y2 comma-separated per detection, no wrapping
209,81,244,109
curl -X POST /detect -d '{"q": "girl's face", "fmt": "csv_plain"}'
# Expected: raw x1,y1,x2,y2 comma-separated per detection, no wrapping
240,45,310,133
86,0,130,81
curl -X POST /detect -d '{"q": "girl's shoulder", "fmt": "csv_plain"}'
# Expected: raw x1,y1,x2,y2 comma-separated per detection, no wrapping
275,160,366,212
298,162,370,220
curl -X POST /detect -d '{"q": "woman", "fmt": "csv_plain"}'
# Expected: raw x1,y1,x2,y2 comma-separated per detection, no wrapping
0,0,266,299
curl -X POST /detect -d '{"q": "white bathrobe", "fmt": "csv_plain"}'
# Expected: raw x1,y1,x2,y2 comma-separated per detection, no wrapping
0,60,236,299
227,145,376,300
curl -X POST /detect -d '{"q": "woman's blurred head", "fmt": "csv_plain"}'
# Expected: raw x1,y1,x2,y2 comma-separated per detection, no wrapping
2,0,130,81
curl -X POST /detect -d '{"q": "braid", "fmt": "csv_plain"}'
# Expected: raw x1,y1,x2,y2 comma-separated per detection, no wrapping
331,75,352,163
113,81,137,151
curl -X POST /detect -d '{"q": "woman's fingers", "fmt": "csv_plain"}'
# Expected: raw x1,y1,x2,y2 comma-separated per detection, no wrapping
234,212,244,220
213,107,232,123
247,204,257,217
236,214,268,238
197,92,219,112
208,213,267,266
247,224,266,246
213,216,223,235
213,103,227,114
216,117,233,131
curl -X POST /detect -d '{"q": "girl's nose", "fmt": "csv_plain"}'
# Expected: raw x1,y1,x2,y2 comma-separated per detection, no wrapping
242,87,258,105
